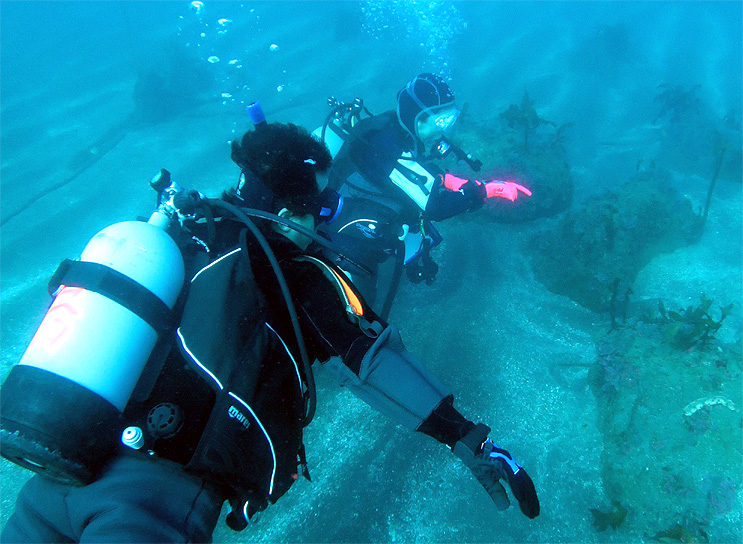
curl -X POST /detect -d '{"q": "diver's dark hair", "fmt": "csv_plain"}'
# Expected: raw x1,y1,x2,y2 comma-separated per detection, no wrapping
230,122,332,214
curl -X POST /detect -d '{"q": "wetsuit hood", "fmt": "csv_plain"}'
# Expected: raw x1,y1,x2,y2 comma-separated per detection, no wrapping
396,73,456,156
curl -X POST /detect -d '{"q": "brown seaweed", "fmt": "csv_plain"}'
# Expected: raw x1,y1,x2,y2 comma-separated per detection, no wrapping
590,501,627,531
651,523,709,543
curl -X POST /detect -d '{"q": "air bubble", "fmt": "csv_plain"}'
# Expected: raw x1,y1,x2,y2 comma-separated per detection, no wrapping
189,1,204,16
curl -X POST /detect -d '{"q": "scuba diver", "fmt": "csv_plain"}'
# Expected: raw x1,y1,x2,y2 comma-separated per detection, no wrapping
0,116,539,543
316,73,532,318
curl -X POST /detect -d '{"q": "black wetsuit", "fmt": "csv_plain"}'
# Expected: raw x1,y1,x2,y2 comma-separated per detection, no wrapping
320,111,483,304
2,215,474,543
329,111,479,222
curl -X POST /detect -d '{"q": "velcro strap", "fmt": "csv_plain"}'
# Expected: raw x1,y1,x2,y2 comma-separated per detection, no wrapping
48,259,175,336
453,422,491,463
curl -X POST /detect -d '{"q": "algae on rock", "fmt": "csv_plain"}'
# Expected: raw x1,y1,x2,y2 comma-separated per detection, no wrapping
527,166,702,312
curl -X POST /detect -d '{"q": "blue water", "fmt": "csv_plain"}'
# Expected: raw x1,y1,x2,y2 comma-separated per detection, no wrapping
1,1,741,542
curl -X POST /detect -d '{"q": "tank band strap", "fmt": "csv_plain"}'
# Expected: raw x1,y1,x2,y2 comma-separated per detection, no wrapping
48,259,176,336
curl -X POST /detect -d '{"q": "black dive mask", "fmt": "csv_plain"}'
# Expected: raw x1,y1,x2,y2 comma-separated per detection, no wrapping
235,170,343,225
316,188,343,225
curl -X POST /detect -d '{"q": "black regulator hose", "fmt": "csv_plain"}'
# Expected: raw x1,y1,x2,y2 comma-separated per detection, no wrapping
240,207,374,277
205,198,317,425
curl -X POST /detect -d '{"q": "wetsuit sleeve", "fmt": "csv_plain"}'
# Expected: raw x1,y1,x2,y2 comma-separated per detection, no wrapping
323,325,452,431
424,174,485,221
287,259,458,432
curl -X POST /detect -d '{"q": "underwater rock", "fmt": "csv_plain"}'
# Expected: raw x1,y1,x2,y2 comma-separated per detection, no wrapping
652,523,709,543
444,101,574,223
653,84,742,183
654,84,703,124
132,43,215,124
527,166,703,312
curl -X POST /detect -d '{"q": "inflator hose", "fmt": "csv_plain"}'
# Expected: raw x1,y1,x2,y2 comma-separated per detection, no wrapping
238,207,373,277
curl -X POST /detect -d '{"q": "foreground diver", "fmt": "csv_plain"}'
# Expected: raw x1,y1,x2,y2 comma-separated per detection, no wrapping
1,121,539,543
318,73,532,315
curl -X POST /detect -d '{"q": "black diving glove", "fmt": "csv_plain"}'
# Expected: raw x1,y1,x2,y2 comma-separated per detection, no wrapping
453,423,540,519
461,179,487,211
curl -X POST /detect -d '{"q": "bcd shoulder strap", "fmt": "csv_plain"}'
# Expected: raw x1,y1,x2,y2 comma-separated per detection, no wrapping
176,233,306,525
178,244,264,391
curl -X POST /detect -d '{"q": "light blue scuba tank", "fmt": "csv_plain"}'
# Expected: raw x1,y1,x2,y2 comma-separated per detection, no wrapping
0,201,184,484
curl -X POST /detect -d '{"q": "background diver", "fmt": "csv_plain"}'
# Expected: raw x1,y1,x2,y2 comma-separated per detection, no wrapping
315,72,532,318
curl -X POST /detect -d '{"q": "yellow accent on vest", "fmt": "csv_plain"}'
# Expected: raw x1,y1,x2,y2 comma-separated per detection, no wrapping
294,256,363,318
331,269,363,317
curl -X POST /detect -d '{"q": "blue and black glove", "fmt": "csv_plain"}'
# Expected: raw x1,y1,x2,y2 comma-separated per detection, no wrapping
453,423,540,519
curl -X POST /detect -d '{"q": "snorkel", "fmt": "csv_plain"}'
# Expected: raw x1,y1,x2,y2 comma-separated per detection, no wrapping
246,101,267,128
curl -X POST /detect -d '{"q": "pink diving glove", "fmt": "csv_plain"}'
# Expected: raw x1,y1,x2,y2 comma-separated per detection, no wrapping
443,174,532,202
443,173,469,192
484,181,532,202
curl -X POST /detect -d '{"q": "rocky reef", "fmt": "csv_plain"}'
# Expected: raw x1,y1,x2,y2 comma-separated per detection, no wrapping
654,84,742,183
444,92,574,223
527,164,703,312
589,309,741,542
